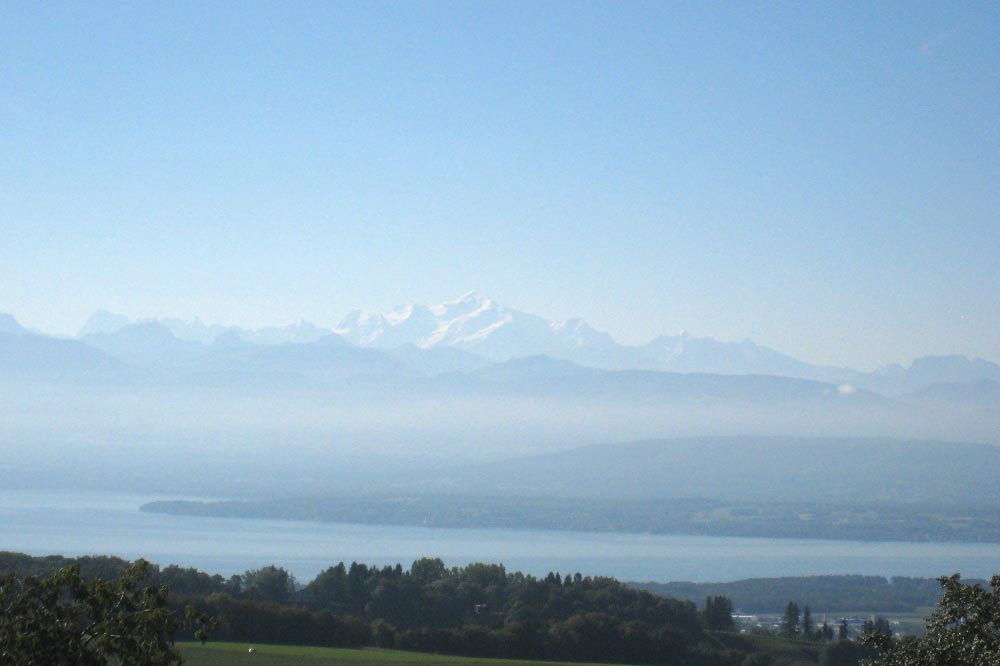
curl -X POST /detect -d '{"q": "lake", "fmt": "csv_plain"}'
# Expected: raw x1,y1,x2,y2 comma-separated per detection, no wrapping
2,489,998,584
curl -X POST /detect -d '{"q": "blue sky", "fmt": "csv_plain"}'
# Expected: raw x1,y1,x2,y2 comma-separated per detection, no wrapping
1,1,997,369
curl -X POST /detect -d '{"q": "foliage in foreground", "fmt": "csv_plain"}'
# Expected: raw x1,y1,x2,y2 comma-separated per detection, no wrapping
0,553,749,665
862,574,1000,666
21,551,1000,666
0,560,209,666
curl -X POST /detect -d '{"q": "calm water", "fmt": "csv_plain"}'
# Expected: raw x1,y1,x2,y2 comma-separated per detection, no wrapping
2,489,998,584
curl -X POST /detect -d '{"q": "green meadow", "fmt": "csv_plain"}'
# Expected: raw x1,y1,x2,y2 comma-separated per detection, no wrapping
179,643,609,666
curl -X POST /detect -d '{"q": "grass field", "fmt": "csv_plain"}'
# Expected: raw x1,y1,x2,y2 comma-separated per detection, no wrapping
179,643,610,666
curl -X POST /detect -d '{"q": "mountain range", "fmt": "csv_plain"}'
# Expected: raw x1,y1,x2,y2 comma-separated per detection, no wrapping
332,291,858,382
4,297,1000,499
1,292,998,398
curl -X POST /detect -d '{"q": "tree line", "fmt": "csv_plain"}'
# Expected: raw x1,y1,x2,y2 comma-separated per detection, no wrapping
0,552,756,665
186,560,727,665
5,552,996,666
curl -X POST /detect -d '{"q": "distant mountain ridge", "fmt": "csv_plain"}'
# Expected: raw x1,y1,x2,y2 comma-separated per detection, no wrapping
333,291,621,364
142,436,1000,542
2,293,998,396
0,329,129,382
332,291,855,380
0,313,27,336
78,310,330,347
80,322,207,367
442,436,1000,505
329,293,999,393
867,355,1000,394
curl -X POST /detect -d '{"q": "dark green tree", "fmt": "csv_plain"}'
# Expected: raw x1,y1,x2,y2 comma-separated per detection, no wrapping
410,558,447,585
701,595,735,631
781,601,800,636
802,605,813,638
241,565,295,603
0,560,209,666
862,574,1000,666
818,620,834,642
838,618,849,640
861,616,891,639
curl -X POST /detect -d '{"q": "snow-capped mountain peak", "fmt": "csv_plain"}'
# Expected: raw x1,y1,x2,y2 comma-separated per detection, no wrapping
330,292,656,368
430,290,496,319
335,302,440,349
548,318,621,350
384,304,416,325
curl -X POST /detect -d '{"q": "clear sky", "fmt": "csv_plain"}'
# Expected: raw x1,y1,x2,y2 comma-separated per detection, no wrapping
1,1,997,370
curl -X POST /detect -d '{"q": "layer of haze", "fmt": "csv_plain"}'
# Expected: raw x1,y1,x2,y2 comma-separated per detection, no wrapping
1,2,998,369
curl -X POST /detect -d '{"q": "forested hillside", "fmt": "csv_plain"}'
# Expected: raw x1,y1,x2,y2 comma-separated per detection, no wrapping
144,493,1000,543
633,575,961,613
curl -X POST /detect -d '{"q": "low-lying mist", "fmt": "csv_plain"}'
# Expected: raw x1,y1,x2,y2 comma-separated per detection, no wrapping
3,380,997,499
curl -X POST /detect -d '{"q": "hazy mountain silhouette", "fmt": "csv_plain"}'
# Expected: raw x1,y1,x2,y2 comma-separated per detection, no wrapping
16,299,1000,399
77,310,132,337
64,297,1000,395
0,331,130,383
165,334,414,386
905,379,1000,404
869,355,1000,395
431,436,1000,506
80,322,207,367
0,313,26,336
332,293,864,381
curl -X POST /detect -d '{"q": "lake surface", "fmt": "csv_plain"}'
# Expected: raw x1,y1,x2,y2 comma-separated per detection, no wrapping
2,489,998,584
